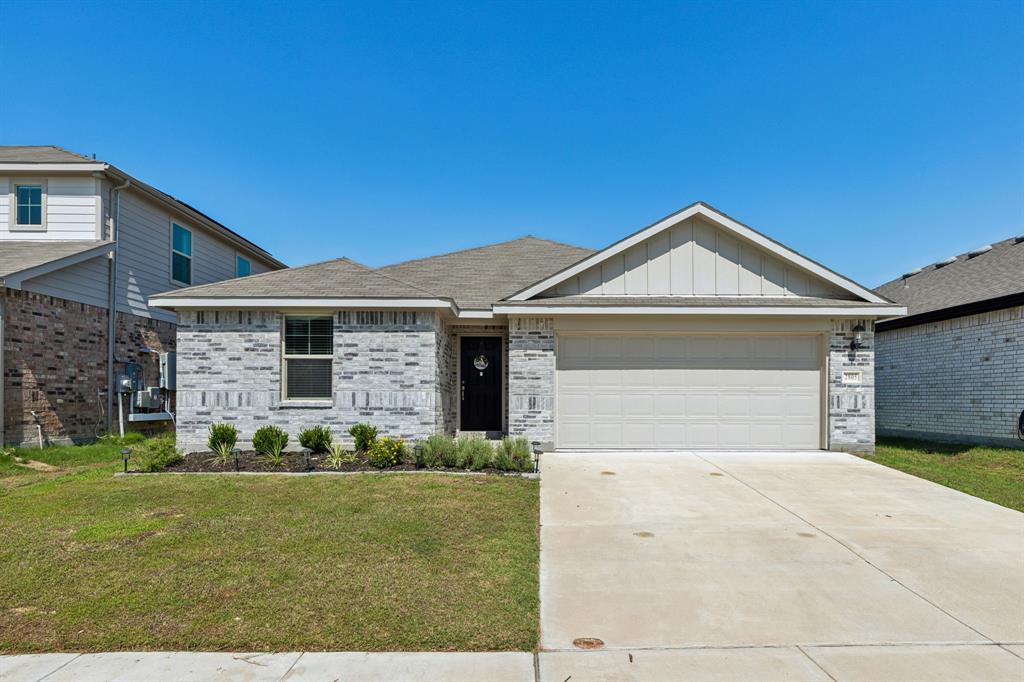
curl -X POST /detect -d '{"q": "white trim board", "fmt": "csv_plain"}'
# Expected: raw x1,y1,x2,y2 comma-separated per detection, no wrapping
508,202,889,304
493,305,905,316
149,297,458,313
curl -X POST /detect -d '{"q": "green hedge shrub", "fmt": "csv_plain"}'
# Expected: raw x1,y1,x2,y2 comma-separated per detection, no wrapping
298,425,332,453
366,436,406,468
495,437,533,472
417,434,456,468
134,435,183,472
348,423,378,452
253,425,289,457
207,423,238,451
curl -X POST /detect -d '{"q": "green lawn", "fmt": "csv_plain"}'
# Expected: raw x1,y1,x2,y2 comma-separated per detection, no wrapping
0,439,539,653
864,437,1024,512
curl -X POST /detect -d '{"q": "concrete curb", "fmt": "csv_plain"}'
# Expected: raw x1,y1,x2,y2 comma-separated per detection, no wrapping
114,470,540,479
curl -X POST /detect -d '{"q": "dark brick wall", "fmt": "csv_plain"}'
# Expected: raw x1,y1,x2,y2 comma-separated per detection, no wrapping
2,288,175,446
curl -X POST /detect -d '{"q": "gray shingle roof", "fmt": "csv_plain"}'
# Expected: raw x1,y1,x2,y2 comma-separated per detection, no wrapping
505,295,899,308
875,236,1024,317
154,236,593,307
0,240,113,280
377,236,594,309
0,146,96,163
154,257,438,299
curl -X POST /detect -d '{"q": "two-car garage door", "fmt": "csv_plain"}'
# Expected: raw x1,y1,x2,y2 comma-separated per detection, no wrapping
555,334,823,450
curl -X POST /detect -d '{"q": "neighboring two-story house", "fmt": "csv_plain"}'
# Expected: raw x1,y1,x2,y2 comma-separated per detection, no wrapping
0,146,284,446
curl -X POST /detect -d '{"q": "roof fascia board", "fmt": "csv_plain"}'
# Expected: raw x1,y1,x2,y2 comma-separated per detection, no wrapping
509,203,888,304
149,297,457,313
101,166,286,269
2,242,115,289
0,162,107,172
493,304,906,316
875,292,1024,332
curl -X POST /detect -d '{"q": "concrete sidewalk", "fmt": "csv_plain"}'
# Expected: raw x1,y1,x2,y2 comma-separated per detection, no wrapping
0,652,534,682
5,646,1024,681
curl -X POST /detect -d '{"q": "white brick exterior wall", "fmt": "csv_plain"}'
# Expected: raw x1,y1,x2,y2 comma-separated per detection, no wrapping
507,317,555,446
829,320,875,453
876,305,1024,449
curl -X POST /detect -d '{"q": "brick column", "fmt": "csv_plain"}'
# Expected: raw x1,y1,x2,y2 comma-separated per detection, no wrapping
829,319,875,453
508,316,555,447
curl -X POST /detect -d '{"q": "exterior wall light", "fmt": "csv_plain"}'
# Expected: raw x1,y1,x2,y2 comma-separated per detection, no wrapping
849,323,866,352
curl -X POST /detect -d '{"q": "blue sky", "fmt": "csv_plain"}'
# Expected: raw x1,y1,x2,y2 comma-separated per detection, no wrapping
2,0,1021,286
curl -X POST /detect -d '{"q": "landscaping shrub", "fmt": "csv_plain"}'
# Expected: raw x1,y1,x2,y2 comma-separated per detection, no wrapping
417,434,456,468
207,441,234,468
506,436,534,471
348,423,378,452
207,423,238,451
457,434,493,471
134,436,183,472
253,425,289,465
366,436,406,468
298,425,332,453
324,442,356,469
494,439,516,471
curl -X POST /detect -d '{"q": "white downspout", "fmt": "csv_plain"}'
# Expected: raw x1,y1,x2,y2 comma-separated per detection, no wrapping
107,178,131,434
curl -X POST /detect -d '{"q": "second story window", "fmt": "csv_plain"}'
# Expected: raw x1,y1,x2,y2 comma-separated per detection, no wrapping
12,181,46,231
171,223,192,286
236,255,251,277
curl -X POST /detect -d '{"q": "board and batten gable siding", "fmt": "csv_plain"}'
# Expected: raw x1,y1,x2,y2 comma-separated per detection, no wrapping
542,217,851,298
0,176,100,240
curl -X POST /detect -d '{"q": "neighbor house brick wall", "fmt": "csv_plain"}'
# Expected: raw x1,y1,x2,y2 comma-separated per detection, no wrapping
875,305,1023,449
507,316,555,446
175,310,442,452
2,288,174,446
828,319,875,453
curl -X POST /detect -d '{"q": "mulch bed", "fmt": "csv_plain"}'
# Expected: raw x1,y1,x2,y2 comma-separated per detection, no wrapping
161,450,526,475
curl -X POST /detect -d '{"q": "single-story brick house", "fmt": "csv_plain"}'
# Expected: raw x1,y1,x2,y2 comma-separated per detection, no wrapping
874,235,1023,449
151,202,904,453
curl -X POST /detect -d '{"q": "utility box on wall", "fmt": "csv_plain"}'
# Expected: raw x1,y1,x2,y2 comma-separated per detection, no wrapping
159,352,177,391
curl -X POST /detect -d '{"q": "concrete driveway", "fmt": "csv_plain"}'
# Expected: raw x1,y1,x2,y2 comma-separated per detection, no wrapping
539,451,1024,680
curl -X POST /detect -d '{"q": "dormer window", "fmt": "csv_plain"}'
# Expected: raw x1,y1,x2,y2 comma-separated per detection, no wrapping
171,223,193,286
10,180,46,231
236,255,251,277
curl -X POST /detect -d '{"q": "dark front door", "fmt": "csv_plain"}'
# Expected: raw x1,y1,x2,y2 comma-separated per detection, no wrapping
460,336,502,431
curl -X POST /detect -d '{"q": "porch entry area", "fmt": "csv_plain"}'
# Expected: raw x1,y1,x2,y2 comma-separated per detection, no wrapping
459,336,503,432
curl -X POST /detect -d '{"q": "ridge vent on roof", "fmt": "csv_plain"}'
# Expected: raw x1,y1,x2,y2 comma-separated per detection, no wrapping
934,256,958,268
966,245,992,258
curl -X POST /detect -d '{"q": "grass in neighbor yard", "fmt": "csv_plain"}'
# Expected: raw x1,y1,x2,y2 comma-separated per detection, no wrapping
864,437,1024,512
0,437,539,653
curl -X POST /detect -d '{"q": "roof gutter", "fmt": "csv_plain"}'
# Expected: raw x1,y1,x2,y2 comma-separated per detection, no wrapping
876,292,1024,332
492,304,906,316
148,297,459,315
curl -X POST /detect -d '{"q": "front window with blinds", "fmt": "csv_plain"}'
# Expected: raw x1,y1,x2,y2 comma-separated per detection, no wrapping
283,316,333,400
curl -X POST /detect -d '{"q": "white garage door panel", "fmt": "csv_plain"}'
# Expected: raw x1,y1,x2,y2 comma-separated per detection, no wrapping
556,334,822,450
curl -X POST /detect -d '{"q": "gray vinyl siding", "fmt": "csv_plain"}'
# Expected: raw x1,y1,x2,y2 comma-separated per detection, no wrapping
8,176,276,322
20,255,110,308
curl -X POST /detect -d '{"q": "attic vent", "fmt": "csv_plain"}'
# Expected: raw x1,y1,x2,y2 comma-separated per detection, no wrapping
934,256,958,268
967,245,992,258
1015,235,1024,244
902,268,923,279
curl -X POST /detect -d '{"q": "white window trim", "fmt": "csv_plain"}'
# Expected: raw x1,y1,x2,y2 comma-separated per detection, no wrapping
9,178,48,232
169,221,193,287
235,253,251,278
281,314,334,403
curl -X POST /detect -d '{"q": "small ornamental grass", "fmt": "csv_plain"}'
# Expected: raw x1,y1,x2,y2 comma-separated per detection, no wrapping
348,423,378,452
366,437,406,468
416,434,457,469
495,437,533,472
253,425,289,467
133,435,183,473
298,426,332,454
324,443,357,469
457,434,494,471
